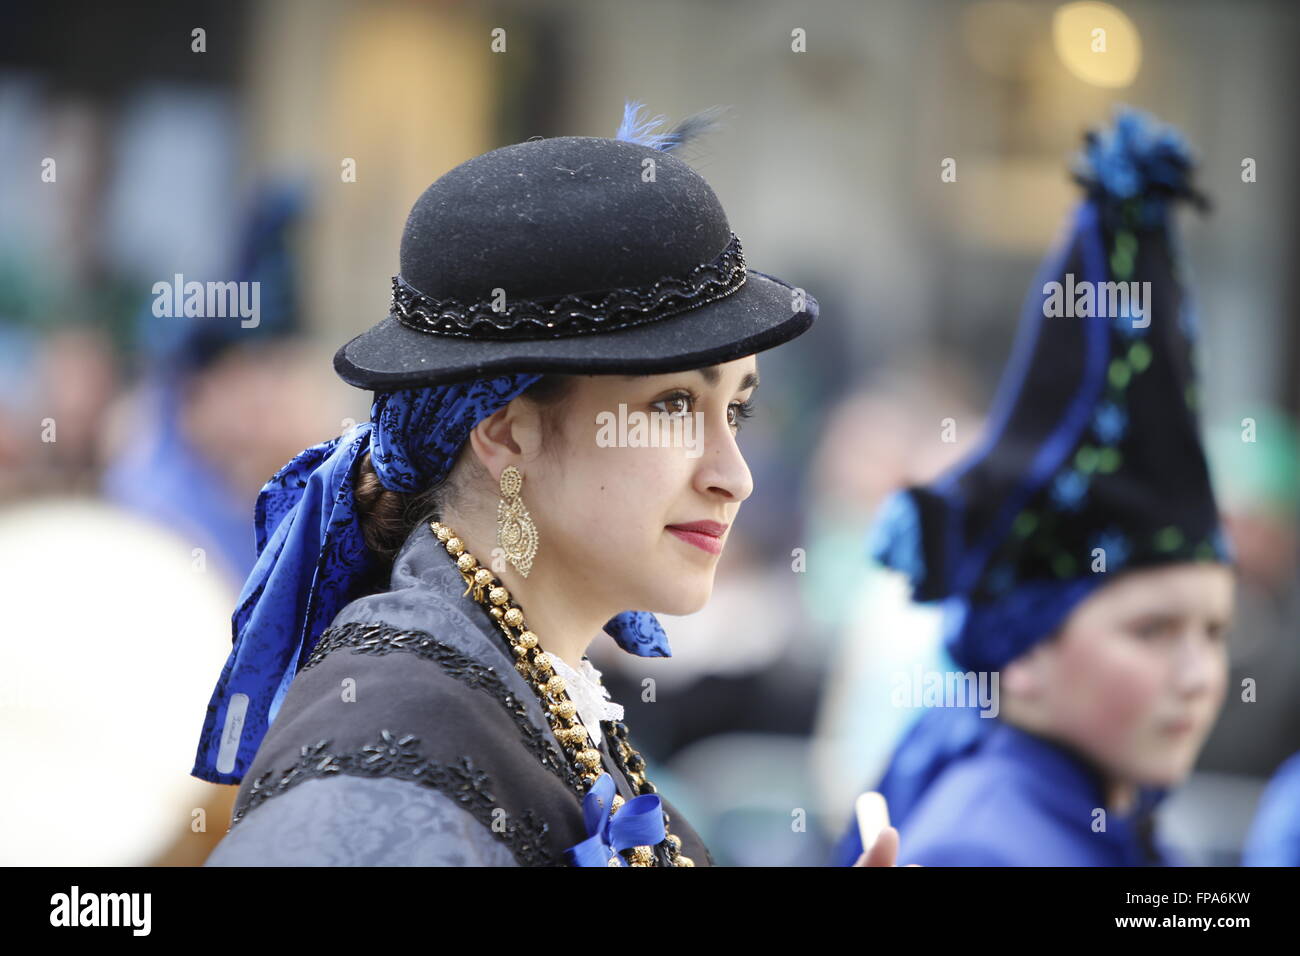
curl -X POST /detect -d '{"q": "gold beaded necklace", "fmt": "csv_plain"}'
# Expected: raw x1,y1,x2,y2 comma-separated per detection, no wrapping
429,520,694,867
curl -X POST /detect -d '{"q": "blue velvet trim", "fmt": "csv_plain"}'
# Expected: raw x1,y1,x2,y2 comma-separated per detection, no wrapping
951,201,1111,595
944,576,1106,674
866,489,926,587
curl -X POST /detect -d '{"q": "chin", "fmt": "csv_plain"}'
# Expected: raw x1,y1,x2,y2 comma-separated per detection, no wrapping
647,578,713,616
1130,750,1198,788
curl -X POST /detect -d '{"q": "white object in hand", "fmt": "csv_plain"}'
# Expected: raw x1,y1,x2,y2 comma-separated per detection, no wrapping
855,791,891,854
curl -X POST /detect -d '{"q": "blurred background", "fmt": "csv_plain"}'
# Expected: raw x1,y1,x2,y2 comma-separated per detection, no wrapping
0,0,1295,866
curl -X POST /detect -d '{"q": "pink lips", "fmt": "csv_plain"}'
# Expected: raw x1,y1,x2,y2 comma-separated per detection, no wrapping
666,520,728,556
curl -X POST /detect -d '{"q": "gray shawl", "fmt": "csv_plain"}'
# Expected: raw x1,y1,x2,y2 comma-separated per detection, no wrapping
205,519,714,866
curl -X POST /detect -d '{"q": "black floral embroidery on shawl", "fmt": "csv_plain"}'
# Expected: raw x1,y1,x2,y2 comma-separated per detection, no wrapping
303,620,586,793
233,730,557,866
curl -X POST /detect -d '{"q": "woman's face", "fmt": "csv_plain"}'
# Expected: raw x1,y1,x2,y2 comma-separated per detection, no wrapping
1013,562,1234,788
522,356,758,619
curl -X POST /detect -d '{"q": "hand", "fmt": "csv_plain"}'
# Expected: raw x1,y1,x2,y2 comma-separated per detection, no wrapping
851,826,921,867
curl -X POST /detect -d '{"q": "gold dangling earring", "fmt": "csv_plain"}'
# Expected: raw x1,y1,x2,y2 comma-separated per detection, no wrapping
497,464,539,578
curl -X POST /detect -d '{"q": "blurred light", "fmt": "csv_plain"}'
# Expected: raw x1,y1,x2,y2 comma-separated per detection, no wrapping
1053,2,1141,88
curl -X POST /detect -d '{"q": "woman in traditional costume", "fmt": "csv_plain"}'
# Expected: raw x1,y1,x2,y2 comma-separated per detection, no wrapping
831,108,1237,866
191,104,835,866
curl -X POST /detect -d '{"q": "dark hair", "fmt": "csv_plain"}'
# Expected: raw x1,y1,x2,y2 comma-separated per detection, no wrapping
354,375,575,563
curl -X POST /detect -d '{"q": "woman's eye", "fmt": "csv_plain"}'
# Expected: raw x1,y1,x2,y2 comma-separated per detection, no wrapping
651,393,693,417
650,392,755,429
729,399,755,430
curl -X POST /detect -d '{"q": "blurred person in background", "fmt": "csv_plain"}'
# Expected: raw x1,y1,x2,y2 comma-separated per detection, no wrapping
831,108,1237,866
0,179,349,867
100,181,343,592
0,323,119,501
101,180,351,865
1242,748,1300,866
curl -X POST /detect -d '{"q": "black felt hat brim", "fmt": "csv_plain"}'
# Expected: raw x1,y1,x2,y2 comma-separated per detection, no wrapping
333,269,816,389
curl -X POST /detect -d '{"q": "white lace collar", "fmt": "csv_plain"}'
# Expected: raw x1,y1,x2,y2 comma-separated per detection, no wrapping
542,651,625,749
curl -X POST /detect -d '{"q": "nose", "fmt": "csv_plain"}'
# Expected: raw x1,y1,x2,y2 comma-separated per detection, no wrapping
1171,626,1221,697
693,411,754,503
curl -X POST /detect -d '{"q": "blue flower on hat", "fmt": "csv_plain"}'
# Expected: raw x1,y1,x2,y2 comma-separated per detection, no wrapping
1077,106,1194,200
868,490,926,586
1092,401,1127,445
1073,105,1205,230
1089,528,1131,572
1050,470,1090,512
1113,297,1151,338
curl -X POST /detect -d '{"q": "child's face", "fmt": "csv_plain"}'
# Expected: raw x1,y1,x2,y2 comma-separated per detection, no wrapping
1020,563,1234,788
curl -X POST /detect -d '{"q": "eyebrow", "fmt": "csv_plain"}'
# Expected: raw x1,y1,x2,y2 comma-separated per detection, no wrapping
1125,607,1236,629
624,367,759,391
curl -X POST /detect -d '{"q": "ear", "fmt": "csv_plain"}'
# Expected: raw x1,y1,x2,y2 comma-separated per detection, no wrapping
1001,645,1050,699
466,400,541,481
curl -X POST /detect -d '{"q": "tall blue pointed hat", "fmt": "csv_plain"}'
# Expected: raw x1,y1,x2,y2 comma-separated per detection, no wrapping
873,105,1233,675
829,108,1236,864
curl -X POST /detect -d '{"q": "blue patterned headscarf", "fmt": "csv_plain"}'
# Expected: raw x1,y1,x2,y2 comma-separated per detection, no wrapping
192,374,671,785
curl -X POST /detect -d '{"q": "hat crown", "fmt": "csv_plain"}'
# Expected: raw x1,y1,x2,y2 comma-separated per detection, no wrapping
398,136,732,303
868,108,1230,657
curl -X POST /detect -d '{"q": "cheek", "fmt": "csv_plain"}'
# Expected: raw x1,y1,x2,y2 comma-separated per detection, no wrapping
1054,637,1163,749
1207,647,1230,705
549,444,683,547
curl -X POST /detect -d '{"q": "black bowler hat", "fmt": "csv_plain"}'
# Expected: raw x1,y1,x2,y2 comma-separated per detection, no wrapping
333,105,817,389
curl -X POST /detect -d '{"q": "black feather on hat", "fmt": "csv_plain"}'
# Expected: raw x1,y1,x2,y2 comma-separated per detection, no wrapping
334,102,817,389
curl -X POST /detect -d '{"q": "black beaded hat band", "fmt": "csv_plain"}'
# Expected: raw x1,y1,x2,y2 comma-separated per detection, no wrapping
389,232,748,341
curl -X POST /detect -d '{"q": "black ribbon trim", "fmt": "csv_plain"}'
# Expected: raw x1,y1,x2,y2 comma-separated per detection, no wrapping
390,232,747,340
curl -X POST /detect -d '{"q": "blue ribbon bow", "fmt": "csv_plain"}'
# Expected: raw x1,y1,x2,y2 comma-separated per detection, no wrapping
565,772,666,867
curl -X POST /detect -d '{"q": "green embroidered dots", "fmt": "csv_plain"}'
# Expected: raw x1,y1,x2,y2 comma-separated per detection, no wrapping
1097,447,1122,473
1075,446,1100,473
1110,250,1131,279
1111,230,1137,280
1109,359,1131,389
1128,341,1151,372
1154,526,1184,551
1014,511,1038,538
1052,552,1077,578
